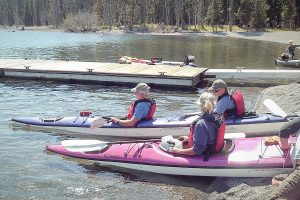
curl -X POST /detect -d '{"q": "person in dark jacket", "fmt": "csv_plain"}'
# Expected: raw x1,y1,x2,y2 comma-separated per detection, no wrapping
171,92,218,155
285,40,300,59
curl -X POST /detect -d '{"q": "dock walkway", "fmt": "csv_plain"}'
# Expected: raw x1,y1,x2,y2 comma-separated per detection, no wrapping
0,59,206,89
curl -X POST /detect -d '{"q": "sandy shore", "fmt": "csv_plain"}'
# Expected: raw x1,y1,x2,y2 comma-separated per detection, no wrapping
212,31,300,45
139,30,300,45
1,25,299,45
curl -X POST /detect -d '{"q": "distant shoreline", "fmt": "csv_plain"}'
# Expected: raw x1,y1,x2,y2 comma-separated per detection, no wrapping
1,25,299,46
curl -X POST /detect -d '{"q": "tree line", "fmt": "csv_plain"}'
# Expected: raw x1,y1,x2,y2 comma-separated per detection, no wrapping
0,0,299,32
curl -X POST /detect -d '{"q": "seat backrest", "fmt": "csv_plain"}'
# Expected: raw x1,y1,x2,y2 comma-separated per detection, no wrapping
215,122,226,153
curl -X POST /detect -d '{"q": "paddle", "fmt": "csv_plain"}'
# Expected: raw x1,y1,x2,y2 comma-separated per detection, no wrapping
61,139,161,152
90,117,107,129
263,99,287,118
61,131,246,153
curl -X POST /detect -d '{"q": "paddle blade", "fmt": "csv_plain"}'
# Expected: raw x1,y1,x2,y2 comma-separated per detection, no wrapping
61,139,108,152
90,117,106,129
263,99,287,118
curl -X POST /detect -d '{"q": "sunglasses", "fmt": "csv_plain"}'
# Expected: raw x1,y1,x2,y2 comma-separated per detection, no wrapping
213,89,222,93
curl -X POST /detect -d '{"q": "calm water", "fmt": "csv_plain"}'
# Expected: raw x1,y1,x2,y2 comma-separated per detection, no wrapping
0,30,278,199
0,30,294,69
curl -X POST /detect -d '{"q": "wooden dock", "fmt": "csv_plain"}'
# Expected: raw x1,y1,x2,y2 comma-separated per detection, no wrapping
0,59,207,89
1,59,299,88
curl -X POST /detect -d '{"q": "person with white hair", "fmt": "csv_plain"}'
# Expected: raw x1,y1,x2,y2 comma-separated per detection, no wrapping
170,92,222,156
285,40,300,59
111,83,156,127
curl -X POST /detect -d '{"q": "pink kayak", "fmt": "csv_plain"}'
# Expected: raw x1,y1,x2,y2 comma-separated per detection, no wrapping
46,136,297,177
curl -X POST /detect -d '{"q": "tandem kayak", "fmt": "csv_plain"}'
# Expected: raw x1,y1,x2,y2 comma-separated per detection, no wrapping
275,58,300,68
46,135,297,177
11,112,297,138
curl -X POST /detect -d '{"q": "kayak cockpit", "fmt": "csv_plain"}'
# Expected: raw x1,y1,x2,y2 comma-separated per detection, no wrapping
41,117,63,123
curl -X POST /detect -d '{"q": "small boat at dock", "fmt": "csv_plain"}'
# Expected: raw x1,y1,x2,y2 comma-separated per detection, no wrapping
275,58,300,68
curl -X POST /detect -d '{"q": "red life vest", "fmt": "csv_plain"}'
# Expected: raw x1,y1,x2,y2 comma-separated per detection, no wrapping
127,98,156,120
230,90,246,118
187,118,226,154
222,90,246,118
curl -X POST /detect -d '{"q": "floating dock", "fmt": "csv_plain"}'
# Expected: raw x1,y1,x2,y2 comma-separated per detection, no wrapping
0,59,299,88
0,59,206,89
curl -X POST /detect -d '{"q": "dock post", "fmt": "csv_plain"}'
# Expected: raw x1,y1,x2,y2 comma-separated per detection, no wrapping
0,68,4,76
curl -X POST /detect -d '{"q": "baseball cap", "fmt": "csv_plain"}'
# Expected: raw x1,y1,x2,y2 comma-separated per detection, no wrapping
131,83,150,94
208,79,227,92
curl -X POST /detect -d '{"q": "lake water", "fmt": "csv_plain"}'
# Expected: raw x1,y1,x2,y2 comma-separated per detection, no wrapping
0,30,292,69
0,30,283,199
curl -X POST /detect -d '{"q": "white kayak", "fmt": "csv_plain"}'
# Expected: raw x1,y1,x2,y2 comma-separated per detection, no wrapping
11,112,297,138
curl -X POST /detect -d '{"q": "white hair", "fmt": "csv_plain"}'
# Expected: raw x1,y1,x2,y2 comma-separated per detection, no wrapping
196,92,215,113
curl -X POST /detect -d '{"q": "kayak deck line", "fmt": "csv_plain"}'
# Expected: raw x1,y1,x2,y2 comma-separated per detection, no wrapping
0,58,206,89
205,68,300,86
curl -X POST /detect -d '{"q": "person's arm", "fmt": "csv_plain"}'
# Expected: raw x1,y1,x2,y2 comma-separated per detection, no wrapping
111,102,149,127
111,117,138,127
215,96,236,115
279,137,291,150
215,98,228,114
172,122,208,156
285,47,289,52
192,122,208,155
178,135,188,142
172,147,195,155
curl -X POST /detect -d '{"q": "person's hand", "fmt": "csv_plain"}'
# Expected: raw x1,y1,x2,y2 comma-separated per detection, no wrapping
170,147,181,153
178,136,188,142
111,117,120,124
